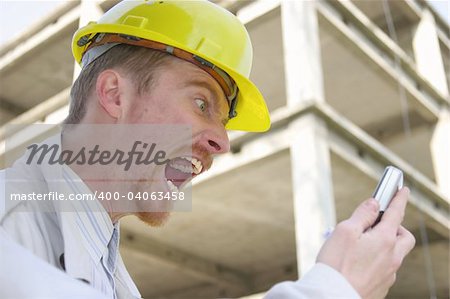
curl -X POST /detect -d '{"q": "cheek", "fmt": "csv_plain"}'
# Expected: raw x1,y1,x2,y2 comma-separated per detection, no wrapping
124,98,167,123
154,100,196,124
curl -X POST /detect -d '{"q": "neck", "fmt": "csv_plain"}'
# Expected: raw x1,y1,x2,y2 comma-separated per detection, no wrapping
61,126,133,223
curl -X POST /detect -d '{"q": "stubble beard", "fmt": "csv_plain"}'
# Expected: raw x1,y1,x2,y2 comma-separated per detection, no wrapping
136,211,171,227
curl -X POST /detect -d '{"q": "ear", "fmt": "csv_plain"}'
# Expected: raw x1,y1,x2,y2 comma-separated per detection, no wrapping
95,70,124,119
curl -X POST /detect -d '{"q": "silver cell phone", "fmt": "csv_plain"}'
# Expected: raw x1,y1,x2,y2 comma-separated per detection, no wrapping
372,166,403,226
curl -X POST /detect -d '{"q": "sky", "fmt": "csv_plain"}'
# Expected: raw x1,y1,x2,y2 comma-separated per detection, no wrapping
427,0,450,23
0,0,449,46
0,0,66,46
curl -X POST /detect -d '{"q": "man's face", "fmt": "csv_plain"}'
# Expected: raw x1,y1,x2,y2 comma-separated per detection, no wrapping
118,58,231,225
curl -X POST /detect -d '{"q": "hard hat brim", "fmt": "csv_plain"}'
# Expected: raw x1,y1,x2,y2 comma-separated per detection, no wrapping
73,24,271,132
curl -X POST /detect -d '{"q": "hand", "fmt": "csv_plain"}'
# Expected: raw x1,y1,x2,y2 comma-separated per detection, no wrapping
316,187,415,299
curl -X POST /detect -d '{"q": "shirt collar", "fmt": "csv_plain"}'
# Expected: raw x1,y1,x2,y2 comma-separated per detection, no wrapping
61,164,116,264
38,133,116,266
19,132,141,297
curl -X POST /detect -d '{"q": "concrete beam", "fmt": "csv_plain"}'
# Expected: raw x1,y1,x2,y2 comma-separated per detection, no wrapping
363,110,433,140
314,101,450,237
251,261,297,293
149,260,296,298
120,228,252,292
236,0,280,24
0,123,60,169
195,126,291,185
0,1,79,57
328,127,450,238
213,0,251,15
200,99,449,236
0,6,80,74
0,98,27,116
0,88,70,140
317,0,443,128
321,0,449,108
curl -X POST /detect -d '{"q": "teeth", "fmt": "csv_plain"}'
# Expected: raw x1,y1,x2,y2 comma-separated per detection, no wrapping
182,157,192,162
170,163,192,174
190,157,203,174
166,179,178,192
177,157,203,175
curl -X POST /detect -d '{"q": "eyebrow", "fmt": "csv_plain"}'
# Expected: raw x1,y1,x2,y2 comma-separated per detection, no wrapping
182,78,230,125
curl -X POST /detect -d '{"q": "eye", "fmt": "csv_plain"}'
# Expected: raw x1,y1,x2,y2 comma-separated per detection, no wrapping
195,98,207,112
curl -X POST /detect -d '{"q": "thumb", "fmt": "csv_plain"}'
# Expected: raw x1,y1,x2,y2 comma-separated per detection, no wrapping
348,198,379,234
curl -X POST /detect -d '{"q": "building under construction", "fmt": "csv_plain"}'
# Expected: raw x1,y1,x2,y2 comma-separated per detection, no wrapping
0,0,448,298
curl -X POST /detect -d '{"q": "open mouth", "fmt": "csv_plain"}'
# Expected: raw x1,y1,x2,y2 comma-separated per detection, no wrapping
164,156,203,192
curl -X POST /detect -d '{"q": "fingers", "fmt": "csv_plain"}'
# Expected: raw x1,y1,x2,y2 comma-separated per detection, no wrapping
347,197,380,234
395,226,416,258
378,187,410,232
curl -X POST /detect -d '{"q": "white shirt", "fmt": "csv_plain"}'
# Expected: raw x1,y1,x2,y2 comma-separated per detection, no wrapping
0,135,141,299
0,227,109,299
264,263,361,298
1,134,360,299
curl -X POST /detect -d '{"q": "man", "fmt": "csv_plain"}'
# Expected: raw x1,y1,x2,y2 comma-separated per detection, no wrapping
0,0,414,298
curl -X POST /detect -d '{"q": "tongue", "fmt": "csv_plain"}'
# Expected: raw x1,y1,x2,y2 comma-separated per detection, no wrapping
165,162,193,188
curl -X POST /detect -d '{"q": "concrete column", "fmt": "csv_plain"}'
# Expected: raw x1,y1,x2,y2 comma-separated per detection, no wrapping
281,0,336,276
414,10,450,198
73,0,104,80
413,10,449,97
431,109,450,198
281,0,324,103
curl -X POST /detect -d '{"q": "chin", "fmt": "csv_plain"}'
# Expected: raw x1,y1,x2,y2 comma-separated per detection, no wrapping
136,212,171,227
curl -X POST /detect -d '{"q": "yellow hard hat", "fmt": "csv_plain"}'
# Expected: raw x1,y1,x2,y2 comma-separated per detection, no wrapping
72,0,270,132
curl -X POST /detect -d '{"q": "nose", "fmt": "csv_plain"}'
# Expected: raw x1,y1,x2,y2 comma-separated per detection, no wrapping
200,125,230,154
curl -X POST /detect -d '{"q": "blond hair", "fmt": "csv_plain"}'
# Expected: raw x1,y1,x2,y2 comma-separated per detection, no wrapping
65,44,173,124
